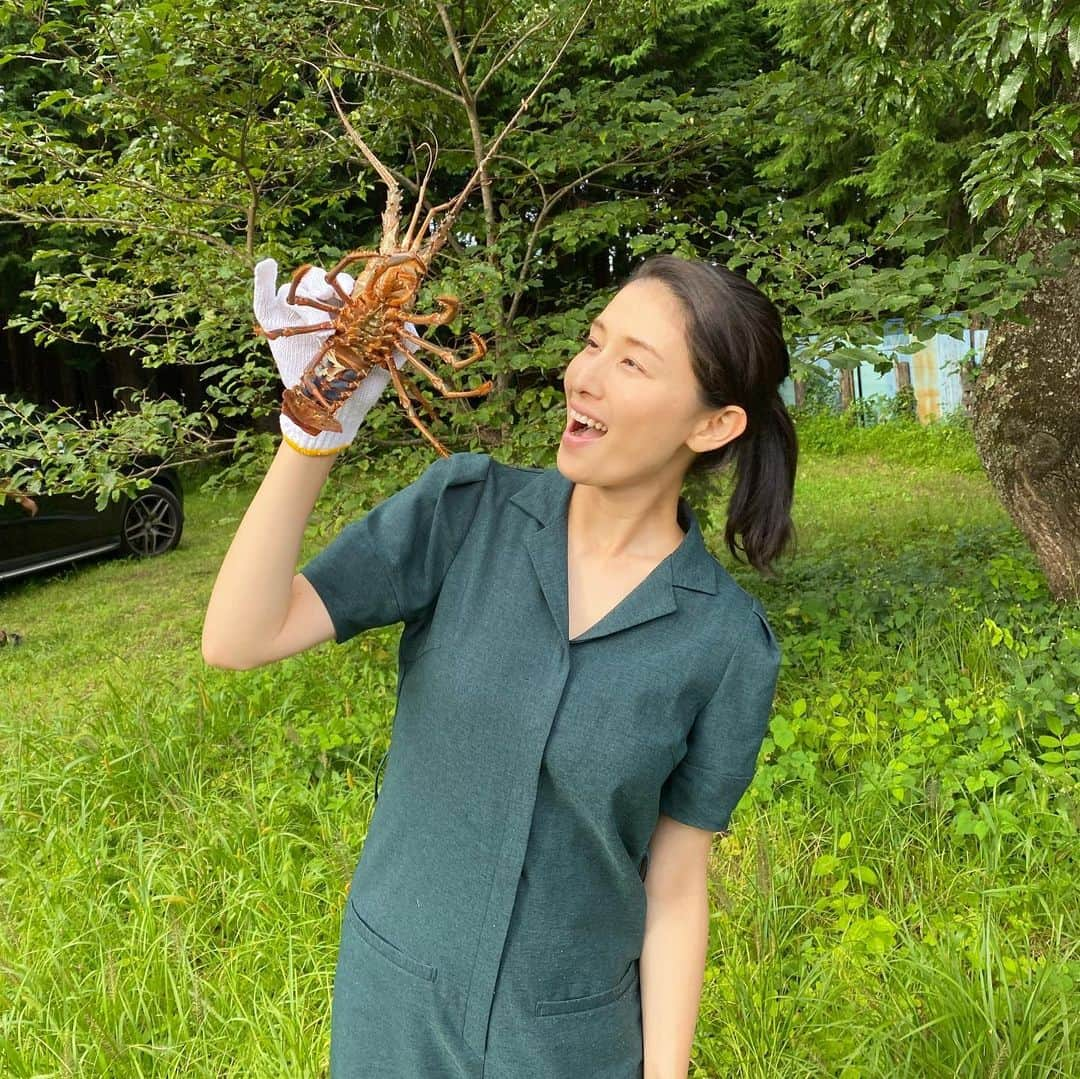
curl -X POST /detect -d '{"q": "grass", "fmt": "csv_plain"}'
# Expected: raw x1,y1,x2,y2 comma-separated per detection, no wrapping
1,478,398,1075
1,414,1078,1077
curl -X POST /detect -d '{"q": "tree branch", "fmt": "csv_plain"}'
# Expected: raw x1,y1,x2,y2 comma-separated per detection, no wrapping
462,0,516,71
503,157,640,326
436,2,473,104
326,48,466,106
435,2,498,255
474,14,556,99
0,212,235,254
425,0,597,262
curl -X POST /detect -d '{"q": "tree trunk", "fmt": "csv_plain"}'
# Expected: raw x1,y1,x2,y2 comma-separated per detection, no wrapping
970,223,1080,602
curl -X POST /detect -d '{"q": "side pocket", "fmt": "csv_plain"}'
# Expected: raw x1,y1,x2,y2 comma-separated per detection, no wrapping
372,745,390,804
535,959,639,1017
638,850,649,883
347,898,438,983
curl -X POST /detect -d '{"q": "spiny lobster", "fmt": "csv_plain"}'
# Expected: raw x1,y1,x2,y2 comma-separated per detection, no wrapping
256,34,573,458
257,94,493,458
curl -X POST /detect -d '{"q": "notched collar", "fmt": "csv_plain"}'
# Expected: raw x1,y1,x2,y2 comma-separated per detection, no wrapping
507,465,720,644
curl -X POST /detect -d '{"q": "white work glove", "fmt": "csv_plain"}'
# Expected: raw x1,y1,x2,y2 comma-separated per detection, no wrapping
253,257,418,456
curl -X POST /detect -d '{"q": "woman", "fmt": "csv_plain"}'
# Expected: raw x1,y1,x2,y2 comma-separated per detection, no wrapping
202,253,797,1078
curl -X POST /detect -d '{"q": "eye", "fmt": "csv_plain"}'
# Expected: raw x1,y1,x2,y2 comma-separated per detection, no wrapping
582,332,598,349
621,357,641,370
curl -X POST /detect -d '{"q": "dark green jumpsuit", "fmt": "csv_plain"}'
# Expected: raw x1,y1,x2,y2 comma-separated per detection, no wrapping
299,452,782,1078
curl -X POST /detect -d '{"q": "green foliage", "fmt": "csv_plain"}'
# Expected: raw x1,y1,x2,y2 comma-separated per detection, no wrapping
0,392,223,510
750,502,1077,849
788,406,984,472
844,389,918,427
753,0,1080,236
2,0,1078,519
713,196,1073,379
2,0,361,363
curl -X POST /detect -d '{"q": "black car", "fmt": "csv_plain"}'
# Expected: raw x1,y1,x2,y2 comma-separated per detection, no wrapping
0,461,184,583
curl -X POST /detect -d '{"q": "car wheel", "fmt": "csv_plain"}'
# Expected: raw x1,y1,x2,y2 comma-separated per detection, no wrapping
118,483,184,558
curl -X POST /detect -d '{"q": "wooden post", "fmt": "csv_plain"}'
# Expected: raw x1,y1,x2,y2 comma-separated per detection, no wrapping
894,359,912,393
893,359,916,419
839,368,855,410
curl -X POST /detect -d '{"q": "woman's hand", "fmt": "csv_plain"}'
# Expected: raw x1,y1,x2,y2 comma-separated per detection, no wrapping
253,257,417,456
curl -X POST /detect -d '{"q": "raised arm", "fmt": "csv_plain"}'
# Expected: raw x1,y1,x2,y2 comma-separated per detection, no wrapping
201,258,413,670
201,442,338,669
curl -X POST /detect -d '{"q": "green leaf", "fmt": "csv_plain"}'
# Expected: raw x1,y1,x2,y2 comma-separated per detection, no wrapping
995,68,1026,117
812,854,841,877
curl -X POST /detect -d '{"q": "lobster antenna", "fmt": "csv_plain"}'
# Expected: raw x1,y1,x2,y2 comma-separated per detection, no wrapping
404,130,439,251
423,0,596,260
323,76,402,254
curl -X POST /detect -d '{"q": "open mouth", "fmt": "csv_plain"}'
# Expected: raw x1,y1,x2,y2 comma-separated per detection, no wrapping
567,410,608,438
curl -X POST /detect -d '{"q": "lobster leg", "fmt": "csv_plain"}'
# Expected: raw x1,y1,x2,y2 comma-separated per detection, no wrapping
406,296,458,326
399,339,493,399
323,250,384,301
400,329,489,373
256,321,336,341
398,372,440,423
384,251,428,273
288,264,339,309
291,296,340,314
383,349,452,458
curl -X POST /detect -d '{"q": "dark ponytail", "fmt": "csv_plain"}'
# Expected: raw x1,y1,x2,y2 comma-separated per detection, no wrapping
624,255,798,577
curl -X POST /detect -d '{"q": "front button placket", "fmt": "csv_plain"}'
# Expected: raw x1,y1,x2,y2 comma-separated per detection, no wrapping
462,639,571,1054
462,484,573,1057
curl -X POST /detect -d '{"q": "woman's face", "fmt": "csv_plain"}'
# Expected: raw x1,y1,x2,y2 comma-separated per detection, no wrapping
558,277,741,487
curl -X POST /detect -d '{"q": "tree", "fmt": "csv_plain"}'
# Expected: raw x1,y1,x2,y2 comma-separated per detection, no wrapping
1,0,370,502
970,220,1080,600
720,0,1080,600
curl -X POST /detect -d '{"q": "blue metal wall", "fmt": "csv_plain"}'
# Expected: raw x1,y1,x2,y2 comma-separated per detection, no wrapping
780,316,989,420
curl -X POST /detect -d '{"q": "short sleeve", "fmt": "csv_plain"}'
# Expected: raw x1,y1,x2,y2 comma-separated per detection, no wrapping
299,451,490,644
658,599,782,833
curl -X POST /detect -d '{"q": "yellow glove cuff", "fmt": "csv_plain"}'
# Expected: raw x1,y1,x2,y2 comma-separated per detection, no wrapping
281,432,344,457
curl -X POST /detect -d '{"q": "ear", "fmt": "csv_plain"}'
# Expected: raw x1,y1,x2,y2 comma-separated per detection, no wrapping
686,404,746,454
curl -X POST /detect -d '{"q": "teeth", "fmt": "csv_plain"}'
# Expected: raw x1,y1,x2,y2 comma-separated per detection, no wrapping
569,407,608,433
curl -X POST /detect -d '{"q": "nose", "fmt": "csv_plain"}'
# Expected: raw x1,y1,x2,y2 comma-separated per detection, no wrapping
563,340,605,402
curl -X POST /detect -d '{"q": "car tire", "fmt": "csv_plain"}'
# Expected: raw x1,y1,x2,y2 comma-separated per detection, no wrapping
118,483,184,558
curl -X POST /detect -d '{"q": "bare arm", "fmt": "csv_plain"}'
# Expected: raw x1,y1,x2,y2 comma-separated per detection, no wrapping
201,441,339,670
640,814,715,1079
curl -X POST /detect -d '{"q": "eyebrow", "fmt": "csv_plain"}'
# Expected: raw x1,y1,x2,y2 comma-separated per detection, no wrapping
592,318,666,364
